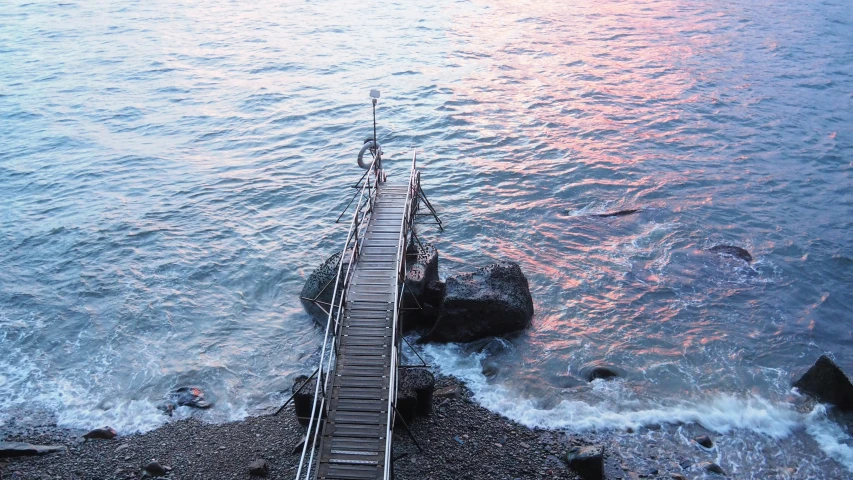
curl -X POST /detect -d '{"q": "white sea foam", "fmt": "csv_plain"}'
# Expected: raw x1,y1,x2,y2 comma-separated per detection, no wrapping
423,342,853,473
0,344,251,434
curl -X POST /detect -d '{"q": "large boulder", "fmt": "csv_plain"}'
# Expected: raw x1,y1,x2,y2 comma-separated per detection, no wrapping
794,355,853,410
300,252,345,326
422,262,534,343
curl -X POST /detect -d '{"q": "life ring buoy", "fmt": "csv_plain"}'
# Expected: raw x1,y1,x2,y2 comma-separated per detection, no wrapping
357,140,381,170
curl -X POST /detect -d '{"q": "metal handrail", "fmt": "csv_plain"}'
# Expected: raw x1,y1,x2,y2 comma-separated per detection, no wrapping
296,156,382,480
381,151,419,478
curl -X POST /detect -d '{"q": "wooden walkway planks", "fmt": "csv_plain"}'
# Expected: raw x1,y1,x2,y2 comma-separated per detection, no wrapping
315,183,409,480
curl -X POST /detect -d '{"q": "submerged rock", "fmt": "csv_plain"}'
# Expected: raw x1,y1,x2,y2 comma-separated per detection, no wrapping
565,445,604,480
709,245,753,262
83,426,117,441
0,442,66,457
580,364,625,382
700,461,726,475
547,374,585,389
593,209,640,218
693,434,713,449
464,337,513,378
794,355,853,410
422,262,534,343
157,403,176,416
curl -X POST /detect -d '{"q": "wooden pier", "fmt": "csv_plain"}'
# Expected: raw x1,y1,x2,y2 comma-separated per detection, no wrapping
316,183,408,479
296,152,436,480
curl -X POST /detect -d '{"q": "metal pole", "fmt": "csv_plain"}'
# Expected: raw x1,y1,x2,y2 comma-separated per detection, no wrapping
373,100,377,150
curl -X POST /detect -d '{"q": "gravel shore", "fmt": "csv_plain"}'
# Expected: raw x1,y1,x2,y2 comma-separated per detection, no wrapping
1,376,610,480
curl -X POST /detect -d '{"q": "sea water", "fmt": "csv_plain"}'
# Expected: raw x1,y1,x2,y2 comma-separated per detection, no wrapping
1,0,852,477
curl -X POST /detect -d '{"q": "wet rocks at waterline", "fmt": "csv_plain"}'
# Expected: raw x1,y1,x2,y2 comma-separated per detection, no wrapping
300,251,344,326
300,244,536,343
579,364,626,382
794,355,853,410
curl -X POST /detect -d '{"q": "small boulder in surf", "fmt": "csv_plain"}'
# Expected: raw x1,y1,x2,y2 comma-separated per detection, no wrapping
163,386,213,410
709,245,752,262
793,355,853,411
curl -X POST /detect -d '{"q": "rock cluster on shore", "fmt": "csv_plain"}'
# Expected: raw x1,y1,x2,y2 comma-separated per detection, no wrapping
301,243,536,344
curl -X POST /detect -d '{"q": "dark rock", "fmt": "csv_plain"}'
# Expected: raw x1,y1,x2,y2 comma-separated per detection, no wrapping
709,245,752,262
0,442,66,457
83,426,117,440
396,368,435,423
400,368,436,416
403,244,442,330
292,375,322,426
580,364,624,382
671,475,687,480
794,355,853,410
694,434,713,449
422,262,534,343
156,402,176,416
481,360,500,378
565,445,604,480
291,435,315,455
167,386,213,409
396,383,417,425
547,374,585,389
248,459,270,477
300,252,345,325
593,209,640,218
701,462,726,475
434,385,463,399
464,338,512,378
143,460,166,477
